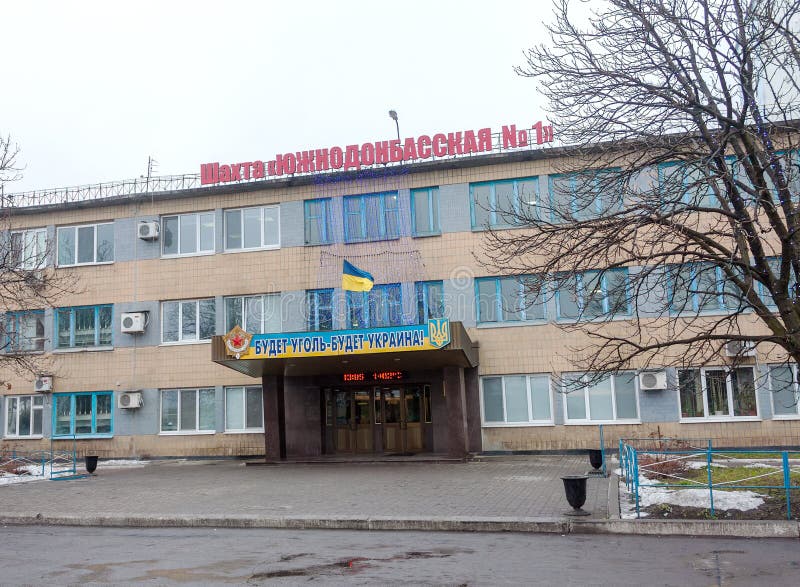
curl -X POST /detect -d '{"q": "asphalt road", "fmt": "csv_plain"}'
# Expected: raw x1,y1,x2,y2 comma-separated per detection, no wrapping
2,526,798,585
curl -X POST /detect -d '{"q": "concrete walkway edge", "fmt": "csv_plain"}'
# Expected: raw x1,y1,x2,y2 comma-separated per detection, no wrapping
1,514,798,538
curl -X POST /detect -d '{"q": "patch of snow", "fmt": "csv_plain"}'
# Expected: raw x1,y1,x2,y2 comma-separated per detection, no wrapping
98,459,149,468
618,473,764,519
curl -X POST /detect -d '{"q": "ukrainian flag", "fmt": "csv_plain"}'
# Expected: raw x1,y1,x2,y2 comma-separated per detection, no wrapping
342,260,374,292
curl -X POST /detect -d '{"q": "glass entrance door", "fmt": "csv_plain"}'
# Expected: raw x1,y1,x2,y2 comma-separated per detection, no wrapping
379,386,425,454
333,389,373,453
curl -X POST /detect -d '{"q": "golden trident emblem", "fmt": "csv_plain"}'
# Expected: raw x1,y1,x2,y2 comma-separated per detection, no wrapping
428,318,450,349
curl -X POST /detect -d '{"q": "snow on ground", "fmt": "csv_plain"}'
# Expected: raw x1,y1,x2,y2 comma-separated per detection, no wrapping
618,472,765,519
0,459,149,486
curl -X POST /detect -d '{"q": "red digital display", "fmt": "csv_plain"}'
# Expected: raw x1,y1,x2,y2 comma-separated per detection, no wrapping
342,371,407,383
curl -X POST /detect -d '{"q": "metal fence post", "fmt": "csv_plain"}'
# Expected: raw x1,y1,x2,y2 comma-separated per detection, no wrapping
633,447,641,518
707,441,715,517
783,451,792,521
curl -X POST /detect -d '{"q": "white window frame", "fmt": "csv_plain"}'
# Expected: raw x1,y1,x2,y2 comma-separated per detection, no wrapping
224,386,264,432
10,228,47,270
4,395,44,438
161,212,215,258
223,294,281,334
562,372,641,425
56,222,114,267
678,366,760,422
159,388,216,435
480,374,554,427
224,205,280,252
768,364,800,419
161,299,216,344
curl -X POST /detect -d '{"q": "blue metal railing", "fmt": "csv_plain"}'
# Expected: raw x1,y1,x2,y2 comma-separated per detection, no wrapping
619,440,800,519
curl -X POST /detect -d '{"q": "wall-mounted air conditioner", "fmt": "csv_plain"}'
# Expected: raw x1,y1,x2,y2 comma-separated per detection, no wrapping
34,375,53,393
138,221,160,240
121,312,147,334
725,340,756,357
638,371,667,391
118,391,143,409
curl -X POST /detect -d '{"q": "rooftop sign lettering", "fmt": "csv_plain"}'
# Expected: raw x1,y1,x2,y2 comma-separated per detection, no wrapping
200,122,554,186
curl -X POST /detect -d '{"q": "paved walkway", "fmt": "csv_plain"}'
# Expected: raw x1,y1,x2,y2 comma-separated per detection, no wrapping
0,455,609,521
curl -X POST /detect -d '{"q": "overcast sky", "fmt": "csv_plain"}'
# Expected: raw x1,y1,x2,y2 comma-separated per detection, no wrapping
1,1,553,193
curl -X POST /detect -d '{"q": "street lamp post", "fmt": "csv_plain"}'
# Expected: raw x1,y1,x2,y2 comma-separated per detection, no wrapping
388,110,400,143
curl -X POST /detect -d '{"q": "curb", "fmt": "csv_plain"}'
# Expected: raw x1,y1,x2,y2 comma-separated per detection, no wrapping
1,514,798,538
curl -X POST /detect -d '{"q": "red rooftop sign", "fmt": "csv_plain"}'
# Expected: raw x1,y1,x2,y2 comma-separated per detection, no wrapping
200,121,554,186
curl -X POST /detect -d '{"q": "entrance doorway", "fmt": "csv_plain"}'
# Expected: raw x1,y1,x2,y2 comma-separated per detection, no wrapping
323,385,431,455
331,389,373,453
378,386,426,455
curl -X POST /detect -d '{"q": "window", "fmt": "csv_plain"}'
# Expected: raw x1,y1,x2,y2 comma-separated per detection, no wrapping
659,161,724,208
678,367,758,419
556,269,629,320
347,284,402,328
471,177,540,229
476,275,545,323
549,170,623,222
411,187,440,235
224,205,279,251
5,311,45,352
225,386,264,431
162,299,215,343
160,388,216,433
760,256,796,309
53,392,113,437
306,289,333,331
57,223,114,266
668,263,737,314
224,294,281,334
343,192,400,242
769,365,800,417
10,228,47,269
482,375,552,425
563,372,639,422
162,212,215,256
5,395,44,437
304,198,332,245
56,305,112,349
416,281,444,324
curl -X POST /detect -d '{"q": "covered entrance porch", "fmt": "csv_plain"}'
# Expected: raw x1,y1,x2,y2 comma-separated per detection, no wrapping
211,321,480,460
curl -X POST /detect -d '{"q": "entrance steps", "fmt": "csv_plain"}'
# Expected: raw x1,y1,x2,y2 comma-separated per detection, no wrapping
246,453,465,466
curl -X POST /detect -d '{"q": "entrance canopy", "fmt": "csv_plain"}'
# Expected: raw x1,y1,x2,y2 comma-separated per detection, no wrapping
211,319,478,378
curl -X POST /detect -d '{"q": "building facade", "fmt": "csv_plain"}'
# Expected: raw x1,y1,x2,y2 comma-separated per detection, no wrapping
2,126,800,459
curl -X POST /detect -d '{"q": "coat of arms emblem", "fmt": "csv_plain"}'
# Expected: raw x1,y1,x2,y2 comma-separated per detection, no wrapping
427,318,450,349
223,325,252,359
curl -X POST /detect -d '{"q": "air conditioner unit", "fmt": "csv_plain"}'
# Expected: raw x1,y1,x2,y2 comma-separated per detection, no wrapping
138,221,160,240
638,371,667,391
34,375,53,393
121,312,147,334
725,340,756,357
118,391,143,409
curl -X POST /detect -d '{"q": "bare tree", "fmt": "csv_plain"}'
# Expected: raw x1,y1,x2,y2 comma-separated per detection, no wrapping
480,0,800,381
0,134,75,386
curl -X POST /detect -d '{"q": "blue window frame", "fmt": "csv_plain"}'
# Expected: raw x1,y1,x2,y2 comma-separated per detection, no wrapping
343,192,400,242
347,284,403,329
760,257,797,309
556,269,630,320
4,310,45,352
476,275,546,323
411,187,440,236
52,391,113,437
668,263,737,314
55,305,113,348
415,281,444,324
307,289,333,331
304,198,332,245
548,169,622,222
471,177,540,229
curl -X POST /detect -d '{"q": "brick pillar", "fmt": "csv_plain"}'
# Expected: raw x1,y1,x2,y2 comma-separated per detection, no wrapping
443,366,469,458
262,374,286,461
